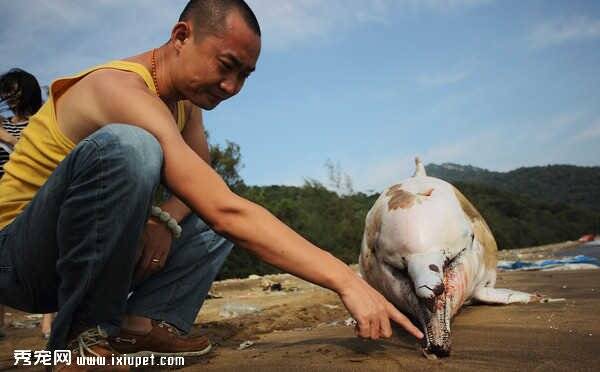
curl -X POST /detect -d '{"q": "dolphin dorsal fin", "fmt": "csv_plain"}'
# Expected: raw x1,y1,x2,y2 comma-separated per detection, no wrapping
413,157,427,177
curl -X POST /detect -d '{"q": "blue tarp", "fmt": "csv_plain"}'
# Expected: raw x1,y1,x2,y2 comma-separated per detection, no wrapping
497,255,600,271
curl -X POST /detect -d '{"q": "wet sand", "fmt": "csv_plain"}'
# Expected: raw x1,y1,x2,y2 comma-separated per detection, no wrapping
1,243,599,371
188,269,600,372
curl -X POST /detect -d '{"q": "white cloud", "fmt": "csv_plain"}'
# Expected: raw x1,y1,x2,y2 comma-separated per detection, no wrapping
529,16,600,48
569,119,600,143
355,130,500,191
417,71,468,87
516,111,585,144
0,0,494,82
0,1,186,84
344,108,600,192
401,0,493,12
247,0,493,50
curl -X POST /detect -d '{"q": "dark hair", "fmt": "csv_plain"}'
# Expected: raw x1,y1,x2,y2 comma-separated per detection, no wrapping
0,68,42,118
179,0,261,39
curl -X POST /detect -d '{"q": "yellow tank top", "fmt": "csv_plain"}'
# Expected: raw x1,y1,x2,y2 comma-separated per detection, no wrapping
0,60,187,229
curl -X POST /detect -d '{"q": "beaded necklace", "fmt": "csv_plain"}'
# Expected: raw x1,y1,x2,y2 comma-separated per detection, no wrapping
151,48,176,116
151,48,161,97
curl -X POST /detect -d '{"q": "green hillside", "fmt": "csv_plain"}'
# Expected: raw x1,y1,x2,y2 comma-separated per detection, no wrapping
426,163,600,212
209,138,599,280
217,181,600,280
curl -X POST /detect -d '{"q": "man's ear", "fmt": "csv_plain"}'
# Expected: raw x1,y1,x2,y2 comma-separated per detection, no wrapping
171,22,192,52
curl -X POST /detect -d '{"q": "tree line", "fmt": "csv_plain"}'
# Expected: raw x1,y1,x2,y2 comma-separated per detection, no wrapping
209,138,600,279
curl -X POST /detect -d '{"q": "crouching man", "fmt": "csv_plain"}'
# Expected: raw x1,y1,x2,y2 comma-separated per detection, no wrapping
0,1,422,370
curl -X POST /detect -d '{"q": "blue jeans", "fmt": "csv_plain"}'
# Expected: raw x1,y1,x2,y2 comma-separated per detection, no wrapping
0,124,233,350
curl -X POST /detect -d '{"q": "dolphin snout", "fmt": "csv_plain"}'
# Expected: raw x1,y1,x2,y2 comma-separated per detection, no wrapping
408,252,446,300
420,305,452,359
417,282,445,298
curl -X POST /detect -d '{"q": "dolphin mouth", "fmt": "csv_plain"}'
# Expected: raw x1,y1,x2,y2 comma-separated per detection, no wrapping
419,291,452,358
421,309,452,358
381,258,453,357
418,247,472,358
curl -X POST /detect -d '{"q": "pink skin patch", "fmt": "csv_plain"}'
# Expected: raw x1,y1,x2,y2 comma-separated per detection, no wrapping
439,266,468,314
418,188,434,197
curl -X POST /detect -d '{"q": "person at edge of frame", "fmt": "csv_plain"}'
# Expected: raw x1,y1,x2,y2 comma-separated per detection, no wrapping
0,67,45,340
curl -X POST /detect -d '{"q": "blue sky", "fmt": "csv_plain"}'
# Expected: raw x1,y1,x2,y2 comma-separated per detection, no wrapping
1,0,599,193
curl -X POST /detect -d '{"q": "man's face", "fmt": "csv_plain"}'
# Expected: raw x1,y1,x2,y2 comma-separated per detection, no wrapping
176,11,261,110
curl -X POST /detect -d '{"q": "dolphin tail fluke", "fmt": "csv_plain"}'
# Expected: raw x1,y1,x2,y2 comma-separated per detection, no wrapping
413,157,427,177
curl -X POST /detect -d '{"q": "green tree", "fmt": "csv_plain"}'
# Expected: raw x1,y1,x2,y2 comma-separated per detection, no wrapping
206,130,244,189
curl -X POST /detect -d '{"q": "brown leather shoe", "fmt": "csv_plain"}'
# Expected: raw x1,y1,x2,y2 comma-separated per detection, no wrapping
109,320,211,357
53,326,129,372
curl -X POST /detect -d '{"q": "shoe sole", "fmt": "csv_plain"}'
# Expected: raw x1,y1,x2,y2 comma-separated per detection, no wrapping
120,343,212,358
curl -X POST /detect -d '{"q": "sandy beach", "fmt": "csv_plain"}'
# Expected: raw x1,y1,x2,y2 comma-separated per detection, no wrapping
1,241,598,371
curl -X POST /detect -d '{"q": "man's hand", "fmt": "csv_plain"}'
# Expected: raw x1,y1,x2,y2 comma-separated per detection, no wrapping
133,218,173,285
339,274,424,340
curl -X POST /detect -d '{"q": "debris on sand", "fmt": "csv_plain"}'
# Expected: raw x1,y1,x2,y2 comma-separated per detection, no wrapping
10,320,39,329
206,291,224,299
344,317,357,327
238,340,255,350
540,298,566,303
261,278,283,291
219,303,262,319
321,304,339,310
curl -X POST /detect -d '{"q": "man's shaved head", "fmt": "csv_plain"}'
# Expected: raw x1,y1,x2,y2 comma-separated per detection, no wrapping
179,0,261,40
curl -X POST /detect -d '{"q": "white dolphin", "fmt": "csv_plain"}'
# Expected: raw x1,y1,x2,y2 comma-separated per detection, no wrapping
359,158,535,357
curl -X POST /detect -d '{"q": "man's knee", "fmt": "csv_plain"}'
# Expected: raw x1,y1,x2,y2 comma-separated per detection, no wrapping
100,124,163,170
85,124,163,189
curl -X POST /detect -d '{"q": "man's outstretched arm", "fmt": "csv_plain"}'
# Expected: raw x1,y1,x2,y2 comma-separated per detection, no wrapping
89,71,423,341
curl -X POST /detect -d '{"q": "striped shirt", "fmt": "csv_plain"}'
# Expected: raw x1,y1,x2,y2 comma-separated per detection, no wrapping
0,117,28,179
